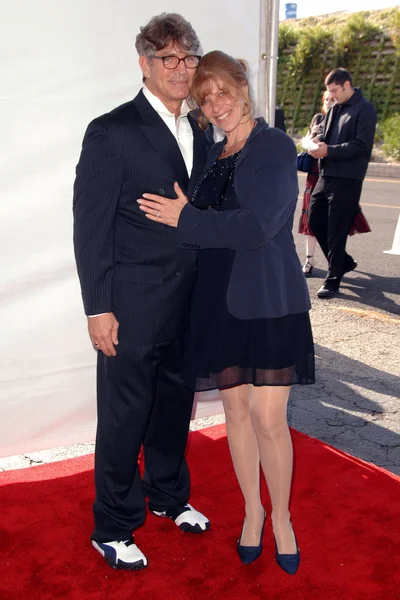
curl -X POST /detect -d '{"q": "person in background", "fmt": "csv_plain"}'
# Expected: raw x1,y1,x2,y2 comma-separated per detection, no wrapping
138,50,315,575
275,106,286,132
73,13,210,572
308,68,376,298
299,91,334,276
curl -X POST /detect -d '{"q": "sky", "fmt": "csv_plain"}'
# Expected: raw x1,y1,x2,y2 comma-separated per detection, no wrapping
279,0,399,20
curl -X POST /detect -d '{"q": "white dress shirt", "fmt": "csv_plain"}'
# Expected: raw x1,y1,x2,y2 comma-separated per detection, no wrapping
142,85,194,176
89,86,194,318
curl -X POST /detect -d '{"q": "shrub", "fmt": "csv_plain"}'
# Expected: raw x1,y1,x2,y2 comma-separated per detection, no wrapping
277,8,400,132
381,114,400,161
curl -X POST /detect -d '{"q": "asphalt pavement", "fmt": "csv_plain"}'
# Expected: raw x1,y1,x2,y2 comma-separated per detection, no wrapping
290,174,400,475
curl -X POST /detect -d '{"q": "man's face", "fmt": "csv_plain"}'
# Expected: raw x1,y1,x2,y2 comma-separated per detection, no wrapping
139,42,198,106
326,81,352,105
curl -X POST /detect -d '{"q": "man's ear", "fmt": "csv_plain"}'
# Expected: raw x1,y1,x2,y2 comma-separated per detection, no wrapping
139,56,150,80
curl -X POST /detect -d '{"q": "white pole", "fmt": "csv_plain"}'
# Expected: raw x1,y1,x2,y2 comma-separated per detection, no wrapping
258,0,268,119
258,0,280,126
268,0,280,127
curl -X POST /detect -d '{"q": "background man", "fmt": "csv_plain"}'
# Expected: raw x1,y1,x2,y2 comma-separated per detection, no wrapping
73,13,210,571
308,67,377,299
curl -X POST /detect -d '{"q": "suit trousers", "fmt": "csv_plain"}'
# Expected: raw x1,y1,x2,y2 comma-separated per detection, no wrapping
309,176,362,281
92,337,194,542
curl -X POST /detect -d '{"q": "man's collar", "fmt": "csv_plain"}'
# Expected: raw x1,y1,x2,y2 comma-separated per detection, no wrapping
342,87,361,106
142,85,190,118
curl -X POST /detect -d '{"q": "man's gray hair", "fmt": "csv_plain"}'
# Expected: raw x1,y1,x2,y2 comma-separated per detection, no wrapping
135,13,201,58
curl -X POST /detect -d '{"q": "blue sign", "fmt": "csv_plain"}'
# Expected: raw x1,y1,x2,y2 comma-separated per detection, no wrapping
285,3,297,19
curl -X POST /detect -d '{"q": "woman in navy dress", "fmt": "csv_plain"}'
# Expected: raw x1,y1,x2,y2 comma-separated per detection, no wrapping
138,51,314,575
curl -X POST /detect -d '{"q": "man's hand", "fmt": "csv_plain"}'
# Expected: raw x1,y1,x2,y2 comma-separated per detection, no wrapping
88,313,119,357
309,142,328,159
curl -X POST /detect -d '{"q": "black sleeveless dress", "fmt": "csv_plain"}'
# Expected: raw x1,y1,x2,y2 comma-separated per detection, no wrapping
183,151,315,392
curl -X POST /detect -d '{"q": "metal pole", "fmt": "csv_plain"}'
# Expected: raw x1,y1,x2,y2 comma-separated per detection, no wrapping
259,0,280,126
268,0,280,127
258,0,268,120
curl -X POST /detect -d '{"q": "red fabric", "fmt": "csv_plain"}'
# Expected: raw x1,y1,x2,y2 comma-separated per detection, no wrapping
349,210,372,236
298,171,372,239
298,173,319,235
1,425,399,599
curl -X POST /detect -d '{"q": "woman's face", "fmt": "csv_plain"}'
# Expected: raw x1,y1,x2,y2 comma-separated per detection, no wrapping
323,93,334,112
199,79,246,132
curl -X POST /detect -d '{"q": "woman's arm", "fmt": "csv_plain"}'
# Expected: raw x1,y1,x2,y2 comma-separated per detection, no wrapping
176,134,299,251
138,132,298,251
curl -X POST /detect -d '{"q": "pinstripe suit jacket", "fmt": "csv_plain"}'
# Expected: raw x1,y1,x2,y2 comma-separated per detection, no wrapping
73,91,208,343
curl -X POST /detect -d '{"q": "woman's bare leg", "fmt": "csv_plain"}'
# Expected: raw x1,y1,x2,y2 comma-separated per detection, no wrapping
248,385,297,554
305,235,317,265
220,385,264,546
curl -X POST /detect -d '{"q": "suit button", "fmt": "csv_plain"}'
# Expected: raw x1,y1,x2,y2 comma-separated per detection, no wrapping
175,271,181,277
158,188,165,194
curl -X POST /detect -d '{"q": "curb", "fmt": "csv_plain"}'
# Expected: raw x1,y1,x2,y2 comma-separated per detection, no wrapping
367,162,400,179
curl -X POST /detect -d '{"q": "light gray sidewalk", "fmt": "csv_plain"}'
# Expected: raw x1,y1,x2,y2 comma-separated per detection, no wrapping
366,162,400,179
289,300,400,476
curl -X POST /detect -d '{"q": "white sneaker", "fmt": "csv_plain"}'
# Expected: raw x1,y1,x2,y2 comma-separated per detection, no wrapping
152,503,210,533
92,538,148,570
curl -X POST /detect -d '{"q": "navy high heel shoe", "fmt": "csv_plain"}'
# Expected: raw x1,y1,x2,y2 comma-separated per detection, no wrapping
237,513,266,565
274,530,300,575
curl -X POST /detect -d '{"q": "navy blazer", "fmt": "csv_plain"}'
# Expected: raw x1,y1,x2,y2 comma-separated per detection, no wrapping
177,118,311,319
73,91,208,342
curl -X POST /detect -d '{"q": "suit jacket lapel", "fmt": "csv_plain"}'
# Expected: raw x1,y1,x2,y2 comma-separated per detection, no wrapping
134,90,189,189
187,113,208,197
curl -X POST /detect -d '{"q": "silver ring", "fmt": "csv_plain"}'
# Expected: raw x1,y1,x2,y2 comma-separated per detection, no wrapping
156,210,161,217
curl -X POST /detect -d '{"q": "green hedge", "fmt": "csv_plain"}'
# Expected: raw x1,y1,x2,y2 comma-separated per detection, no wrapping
381,114,400,160
277,8,400,132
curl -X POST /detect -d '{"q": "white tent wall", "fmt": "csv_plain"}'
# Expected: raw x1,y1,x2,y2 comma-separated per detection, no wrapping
0,0,262,457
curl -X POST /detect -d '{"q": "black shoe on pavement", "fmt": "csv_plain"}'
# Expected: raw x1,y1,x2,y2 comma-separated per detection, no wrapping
342,260,358,276
317,284,339,299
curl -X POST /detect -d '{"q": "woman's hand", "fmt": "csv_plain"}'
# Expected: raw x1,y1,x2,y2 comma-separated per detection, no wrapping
137,182,188,228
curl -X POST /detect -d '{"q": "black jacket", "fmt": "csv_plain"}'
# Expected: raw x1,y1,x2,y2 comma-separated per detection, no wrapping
319,88,376,181
73,91,208,342
275,107,286,132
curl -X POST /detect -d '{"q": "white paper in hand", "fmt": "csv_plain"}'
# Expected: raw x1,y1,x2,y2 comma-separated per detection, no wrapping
301,137,319,151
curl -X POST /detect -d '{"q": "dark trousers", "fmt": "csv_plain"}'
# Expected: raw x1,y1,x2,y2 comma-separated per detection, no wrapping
309,176,362,283
92,337,194,542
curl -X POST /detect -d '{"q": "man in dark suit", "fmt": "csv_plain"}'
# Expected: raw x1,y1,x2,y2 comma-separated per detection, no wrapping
308,68,376,298
73,13,210,571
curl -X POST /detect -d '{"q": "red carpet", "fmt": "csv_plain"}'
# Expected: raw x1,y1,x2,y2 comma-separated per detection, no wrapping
1,425,399,600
